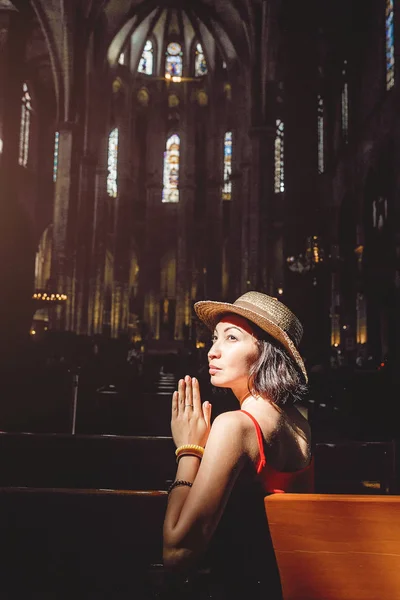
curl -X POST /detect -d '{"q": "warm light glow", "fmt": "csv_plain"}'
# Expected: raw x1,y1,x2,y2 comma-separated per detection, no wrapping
165,73,171,80
33,292,67,301
356,292,367,344
277,287,284,295
172,76,181,83
196,341,205,349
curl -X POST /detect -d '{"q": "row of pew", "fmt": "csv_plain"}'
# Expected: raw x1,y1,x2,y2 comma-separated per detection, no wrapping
0,432,398,494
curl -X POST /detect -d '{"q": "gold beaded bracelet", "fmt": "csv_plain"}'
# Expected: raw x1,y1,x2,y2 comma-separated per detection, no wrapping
175,444,204,462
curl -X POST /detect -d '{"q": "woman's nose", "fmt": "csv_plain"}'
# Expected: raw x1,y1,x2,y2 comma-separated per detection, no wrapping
208,343,221,360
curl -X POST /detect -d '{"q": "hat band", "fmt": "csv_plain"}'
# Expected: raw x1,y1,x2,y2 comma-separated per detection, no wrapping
233,299,300,346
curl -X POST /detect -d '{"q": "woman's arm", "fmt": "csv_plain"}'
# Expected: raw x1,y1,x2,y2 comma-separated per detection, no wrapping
163,378,247,570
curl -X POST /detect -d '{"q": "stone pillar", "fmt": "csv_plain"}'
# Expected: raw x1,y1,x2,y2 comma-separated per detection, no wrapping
88,166,108,335
391,123,400,380
51,123,75,330
264,121,283,296
74,155,97,334
143,184,163,340
204,112,223,301
0,11,35,363
111,88,133,339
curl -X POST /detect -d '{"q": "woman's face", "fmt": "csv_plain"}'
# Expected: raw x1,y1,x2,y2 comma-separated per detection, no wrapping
207,314,259,395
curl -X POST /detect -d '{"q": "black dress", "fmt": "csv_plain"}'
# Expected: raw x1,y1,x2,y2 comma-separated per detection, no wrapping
160,477,283,600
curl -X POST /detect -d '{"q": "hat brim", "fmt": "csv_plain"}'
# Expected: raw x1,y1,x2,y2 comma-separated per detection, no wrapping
194,300,308,383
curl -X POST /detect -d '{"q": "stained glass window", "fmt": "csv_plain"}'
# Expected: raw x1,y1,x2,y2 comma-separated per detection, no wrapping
162,134,180,203
107,128,118,198
317,95,324,174
53,131,59,182
386,0,394,90
373,196,388,231
195,43,207,76
19,83,32,167
274,120,284,193
341,61,349,143
222,132,232,200
138,40,154,75
165,42,183,78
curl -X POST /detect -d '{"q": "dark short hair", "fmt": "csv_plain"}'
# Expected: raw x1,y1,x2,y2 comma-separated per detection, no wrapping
249,329,307,406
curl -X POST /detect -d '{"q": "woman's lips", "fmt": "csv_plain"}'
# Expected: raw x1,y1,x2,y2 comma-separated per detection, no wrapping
209,366,221,375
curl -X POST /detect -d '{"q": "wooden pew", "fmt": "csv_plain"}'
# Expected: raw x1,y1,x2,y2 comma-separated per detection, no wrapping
265,493,400,600
314,440,398,494
0,487,168,593
2,487,400,597
0,433,176,489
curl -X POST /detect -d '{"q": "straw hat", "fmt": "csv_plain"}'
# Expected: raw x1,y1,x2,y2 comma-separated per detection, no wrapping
194,291,307,382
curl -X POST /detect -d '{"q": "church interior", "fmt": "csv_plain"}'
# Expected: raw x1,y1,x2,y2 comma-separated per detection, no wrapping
0,0,400,595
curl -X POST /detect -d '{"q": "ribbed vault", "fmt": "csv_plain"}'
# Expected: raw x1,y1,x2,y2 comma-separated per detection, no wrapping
106,0,254,73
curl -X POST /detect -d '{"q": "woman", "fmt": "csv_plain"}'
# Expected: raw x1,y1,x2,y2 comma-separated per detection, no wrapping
163,292,313,598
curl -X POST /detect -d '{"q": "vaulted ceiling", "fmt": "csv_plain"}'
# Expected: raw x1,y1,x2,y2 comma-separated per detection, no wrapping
105,1,254,71
4,1,268,121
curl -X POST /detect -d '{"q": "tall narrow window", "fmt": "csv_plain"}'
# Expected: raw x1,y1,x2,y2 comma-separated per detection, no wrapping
165,42,183,78
331,275,341,348
222,131,232,200
107,128,118,198
386,0,395,90
341,61,349,143
19,83,32,167
274,119,284,193
317,95,324,173
118,52,125,65
163,134,180,203
53,131,59,182
195,42,207,76
138,40,154,75
356,292,367,344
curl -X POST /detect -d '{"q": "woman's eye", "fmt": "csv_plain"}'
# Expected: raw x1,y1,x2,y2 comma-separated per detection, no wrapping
227,334,237,341
211,336,217,343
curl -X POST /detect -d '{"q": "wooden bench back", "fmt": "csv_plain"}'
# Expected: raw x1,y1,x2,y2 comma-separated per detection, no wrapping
265,493,400,600
0,487,168,593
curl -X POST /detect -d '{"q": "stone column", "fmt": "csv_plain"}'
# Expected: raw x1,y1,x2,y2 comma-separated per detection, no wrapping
174,105,196,341
204,111,223,301
74,155,97,334
143,182,164,340
391,123,400,380
0,11,35,363
51,123,75,330
111,85,134,339
88,166,108,335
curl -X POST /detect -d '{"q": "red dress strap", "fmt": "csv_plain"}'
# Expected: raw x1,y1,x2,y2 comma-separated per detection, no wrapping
241,410,266,474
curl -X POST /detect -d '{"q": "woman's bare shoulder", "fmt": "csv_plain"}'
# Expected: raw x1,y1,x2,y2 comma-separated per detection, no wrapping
211,410,248,433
